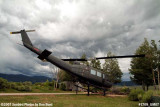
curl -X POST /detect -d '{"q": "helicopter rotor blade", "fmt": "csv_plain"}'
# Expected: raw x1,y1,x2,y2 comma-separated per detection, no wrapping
61,54,145,61
95,54,145,59
61,58,87,61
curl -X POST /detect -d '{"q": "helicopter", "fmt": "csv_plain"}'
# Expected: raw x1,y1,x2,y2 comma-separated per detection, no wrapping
10,29,145,96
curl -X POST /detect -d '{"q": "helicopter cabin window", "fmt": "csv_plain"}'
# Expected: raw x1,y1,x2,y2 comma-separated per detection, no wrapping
91,69,96,75
97,72,101,77
103,74,105,79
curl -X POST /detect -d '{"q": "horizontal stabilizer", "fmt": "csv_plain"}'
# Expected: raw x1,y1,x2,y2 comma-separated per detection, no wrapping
38,49,52,60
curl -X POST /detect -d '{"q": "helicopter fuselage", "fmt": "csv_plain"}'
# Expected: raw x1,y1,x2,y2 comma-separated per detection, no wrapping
24,42,112,88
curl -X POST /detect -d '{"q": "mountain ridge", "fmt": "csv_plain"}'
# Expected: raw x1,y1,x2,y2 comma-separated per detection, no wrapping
0,73,52,83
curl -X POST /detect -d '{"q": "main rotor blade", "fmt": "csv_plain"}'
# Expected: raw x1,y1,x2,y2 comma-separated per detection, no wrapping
61,58,87,61
61,54,145,61
95,54,145,59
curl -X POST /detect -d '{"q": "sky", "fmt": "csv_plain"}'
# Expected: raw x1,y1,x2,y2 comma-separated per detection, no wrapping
0,0,159,81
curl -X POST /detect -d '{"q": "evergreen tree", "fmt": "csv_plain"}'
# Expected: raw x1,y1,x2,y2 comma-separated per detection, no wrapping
150,40,158,90
58,69,75,82
81,53,89,66
103,52,122,84
129,38,157,90
90,59,101,70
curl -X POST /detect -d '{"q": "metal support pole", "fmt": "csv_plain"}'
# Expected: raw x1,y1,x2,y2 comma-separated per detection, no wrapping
103,88,106,96
87,84,90,96
76,85,78,95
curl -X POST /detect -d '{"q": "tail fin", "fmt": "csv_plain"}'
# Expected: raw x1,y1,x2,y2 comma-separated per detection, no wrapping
10,30,35,46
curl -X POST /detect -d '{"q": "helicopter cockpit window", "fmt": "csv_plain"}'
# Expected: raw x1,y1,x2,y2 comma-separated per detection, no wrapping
97,72,101,77
91,69,96,75
103,74,105,79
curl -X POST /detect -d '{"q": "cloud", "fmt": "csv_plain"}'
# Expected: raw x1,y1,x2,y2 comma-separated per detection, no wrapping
0,0,159,81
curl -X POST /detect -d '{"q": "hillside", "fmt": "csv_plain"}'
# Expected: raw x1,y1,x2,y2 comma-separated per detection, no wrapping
0,73,52,83
115,81,137,86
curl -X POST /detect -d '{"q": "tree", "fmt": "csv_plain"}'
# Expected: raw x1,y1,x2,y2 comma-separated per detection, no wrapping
0,78,8,89
54,67,60,90
129,38,155,90
158,40,160,90
58,69,75,82
81,53,89,66
59,53,90,82
59,83,66,91
150,40,160,90
103,52,122,84
23,81,32,86
44,80,50,86
90,59,101,70
150,40,158,90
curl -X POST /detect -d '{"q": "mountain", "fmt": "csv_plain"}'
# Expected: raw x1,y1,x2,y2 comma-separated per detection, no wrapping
0,73,52,83
0,73,138,86
115,81,138,86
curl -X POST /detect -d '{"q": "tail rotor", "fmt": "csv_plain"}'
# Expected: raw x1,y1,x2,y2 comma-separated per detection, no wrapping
10,29,35,46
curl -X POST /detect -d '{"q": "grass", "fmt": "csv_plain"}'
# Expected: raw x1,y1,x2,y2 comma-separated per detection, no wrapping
0,88,77,93
0,95,139,107
0,85,76,93
114,85,160,96
1,85,160,107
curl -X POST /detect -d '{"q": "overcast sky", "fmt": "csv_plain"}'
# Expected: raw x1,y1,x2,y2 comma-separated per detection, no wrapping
0,0,159,81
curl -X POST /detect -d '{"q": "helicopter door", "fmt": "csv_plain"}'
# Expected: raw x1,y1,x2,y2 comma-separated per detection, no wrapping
81,66,89,77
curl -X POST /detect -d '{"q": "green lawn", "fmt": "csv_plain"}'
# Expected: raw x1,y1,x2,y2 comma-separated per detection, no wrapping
113,85,160,96
1,85,160,107
0,95,139,107
0,86,75,93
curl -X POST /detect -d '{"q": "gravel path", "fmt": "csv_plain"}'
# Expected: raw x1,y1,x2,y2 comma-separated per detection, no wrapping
0,93,126,97
0,93,78,96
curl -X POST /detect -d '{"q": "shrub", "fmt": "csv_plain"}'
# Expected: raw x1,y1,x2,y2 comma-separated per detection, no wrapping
48,86,54,90
16,82,23,86
34,85,40,89
44,80,50,86
17,85,25,91
24,86,32,91
10,82,16,89
120,86,130,94
23,81,32,86
90,87,100,93
0,78,8,89
138,93,143,101
59,83,66,91
49,81,55,87
128,89,144,101
141,91,153,103
5,82,11,89
34,82,42,86
110,87,121,94
16,85,32,91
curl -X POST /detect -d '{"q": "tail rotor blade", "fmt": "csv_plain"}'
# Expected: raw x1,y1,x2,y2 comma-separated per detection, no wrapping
10,31,21,34
26,30,35,32
10,29,35,46
10,29,35,34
